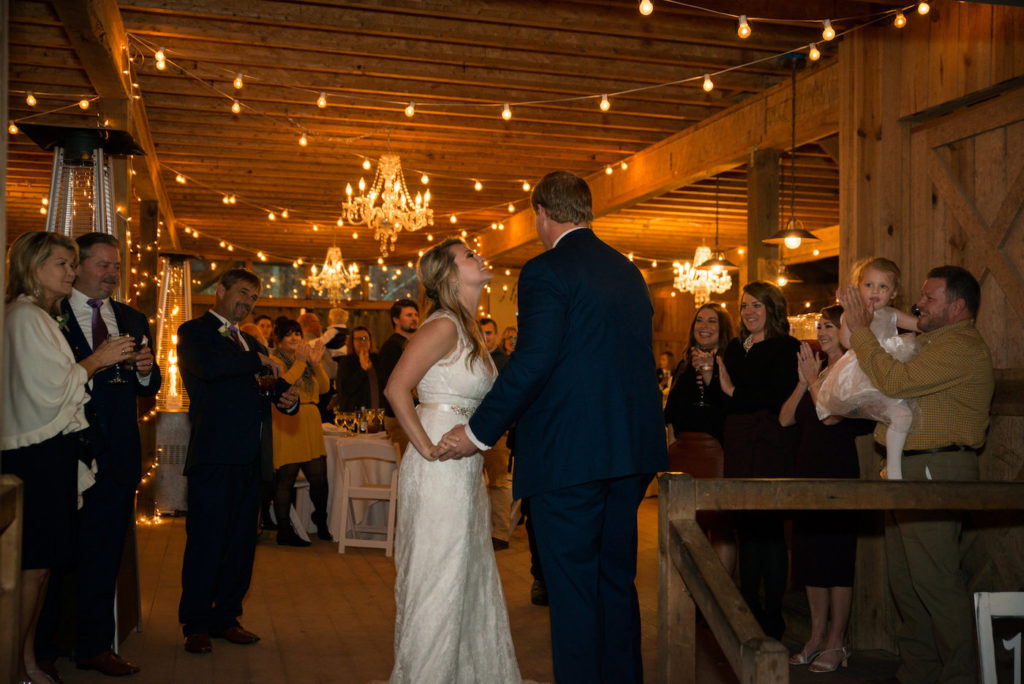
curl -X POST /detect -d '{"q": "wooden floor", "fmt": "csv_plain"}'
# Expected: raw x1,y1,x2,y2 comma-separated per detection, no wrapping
50,496,899,683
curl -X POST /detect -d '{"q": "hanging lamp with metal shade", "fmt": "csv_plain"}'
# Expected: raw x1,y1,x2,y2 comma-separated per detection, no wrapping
696,176,739,273
762,55,819,250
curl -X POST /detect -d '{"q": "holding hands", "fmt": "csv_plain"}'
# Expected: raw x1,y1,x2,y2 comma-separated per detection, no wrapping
432,424,477,461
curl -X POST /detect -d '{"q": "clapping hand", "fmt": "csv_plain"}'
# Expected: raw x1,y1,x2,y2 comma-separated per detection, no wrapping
796,342,823,386
837,284,871,335
307,338,326,365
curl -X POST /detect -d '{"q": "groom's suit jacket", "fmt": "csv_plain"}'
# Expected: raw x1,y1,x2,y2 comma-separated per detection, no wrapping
468,228,667,499
59,297,162,484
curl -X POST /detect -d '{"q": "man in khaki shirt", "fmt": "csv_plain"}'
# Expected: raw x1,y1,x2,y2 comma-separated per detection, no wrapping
842,265,994,684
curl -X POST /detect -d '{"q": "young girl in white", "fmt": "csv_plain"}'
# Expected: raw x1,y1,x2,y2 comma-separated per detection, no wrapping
814,257,919,480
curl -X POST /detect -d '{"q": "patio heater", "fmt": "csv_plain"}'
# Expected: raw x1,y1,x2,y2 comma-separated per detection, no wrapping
153,254,194,514
19,123,144,238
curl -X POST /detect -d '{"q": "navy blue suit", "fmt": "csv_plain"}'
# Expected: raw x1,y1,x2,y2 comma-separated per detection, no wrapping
468,228,667,683
176,311,292,636
37,297,161,660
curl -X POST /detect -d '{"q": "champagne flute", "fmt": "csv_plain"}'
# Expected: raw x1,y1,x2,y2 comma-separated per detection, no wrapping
108,334,136,384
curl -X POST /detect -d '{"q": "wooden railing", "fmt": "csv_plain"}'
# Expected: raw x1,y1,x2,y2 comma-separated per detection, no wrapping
657,474,1024,684
0,475,24,684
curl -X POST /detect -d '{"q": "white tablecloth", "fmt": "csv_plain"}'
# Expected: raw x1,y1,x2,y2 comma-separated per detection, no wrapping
323,428,399,541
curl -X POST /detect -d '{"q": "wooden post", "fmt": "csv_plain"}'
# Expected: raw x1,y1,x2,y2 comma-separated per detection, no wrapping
658,473,696,684
746,149,780,284
0,477,24,684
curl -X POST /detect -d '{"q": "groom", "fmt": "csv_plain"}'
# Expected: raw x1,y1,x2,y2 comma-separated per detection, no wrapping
437,171,667,683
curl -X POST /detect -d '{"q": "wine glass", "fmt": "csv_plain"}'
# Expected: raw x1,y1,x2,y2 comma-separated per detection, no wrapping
108,334,136,384
693,349,715,408
256,367,277,398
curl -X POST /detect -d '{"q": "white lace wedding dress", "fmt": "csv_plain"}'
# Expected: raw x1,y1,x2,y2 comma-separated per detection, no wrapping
389,310,521,684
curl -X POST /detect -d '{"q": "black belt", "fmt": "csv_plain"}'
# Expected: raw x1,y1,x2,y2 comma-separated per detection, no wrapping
902,444,976,456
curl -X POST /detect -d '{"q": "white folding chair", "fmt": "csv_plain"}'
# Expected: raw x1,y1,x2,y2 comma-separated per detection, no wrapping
336,440,400,556
975,591,1024,684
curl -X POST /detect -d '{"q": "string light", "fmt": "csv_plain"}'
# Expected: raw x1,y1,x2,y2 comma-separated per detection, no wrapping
79,99,90,109
268,211,276,221
894,11,906,28
474,180,483,191
638,0,653,16
317,92,328,108
362,158,372,170
175,174,186,184
702,74,714,92
620,161,628,170
299,132,308,146
508,202,515,212
501,103,512,120
231,100,241,114
605,165,613,175
25,91,36,106
737,15,751,39
522,181,531,192
917,2,930,15
599,94,610,112
8,120,18,135
822,19,836,41
421,173,429,184
808,43,821,61
404,101,415,117
154,47,165,62
233,73,244,89
282,209,289,218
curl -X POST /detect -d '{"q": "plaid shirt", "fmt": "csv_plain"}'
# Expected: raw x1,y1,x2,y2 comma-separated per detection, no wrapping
850,319,994,450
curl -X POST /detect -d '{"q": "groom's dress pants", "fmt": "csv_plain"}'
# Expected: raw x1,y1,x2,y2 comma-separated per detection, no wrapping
529,472,653,684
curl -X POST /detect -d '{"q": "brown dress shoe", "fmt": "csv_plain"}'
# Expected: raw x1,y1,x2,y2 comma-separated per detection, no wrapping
210,625,261,644
184,633,213,654
75,650,140,676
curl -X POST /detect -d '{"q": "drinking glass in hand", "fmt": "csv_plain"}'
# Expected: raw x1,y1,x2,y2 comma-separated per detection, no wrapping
257,367,277,398
694,349,715,373
108,334,136,384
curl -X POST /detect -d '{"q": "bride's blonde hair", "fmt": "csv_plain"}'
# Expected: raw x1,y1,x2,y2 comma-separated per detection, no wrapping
417,239,489,369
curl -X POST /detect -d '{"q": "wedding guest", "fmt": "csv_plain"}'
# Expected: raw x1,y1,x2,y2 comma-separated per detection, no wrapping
2,231,132,684
780,305,872,673
241,322,266,347
657,350,674,391
270,319,330,546
253,315,274,347
176,268,298,655
500,326,517,355
379,299,419,454
334,326,384,412
663,302,735,572
34,232,161,679
717,281,799,639
479,317,512,550
297,312,333,419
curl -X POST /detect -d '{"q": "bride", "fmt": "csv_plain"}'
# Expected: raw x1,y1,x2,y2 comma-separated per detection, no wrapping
383,239,520,683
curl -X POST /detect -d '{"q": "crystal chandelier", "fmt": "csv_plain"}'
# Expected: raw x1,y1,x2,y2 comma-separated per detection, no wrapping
673,246,733,305
309,246,361,303
342,154,433,255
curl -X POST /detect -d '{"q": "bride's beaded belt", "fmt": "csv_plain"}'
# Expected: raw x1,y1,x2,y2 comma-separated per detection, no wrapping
419,402,476,418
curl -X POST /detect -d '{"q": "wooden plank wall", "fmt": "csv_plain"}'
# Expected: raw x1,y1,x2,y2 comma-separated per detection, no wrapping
839,0,1024,652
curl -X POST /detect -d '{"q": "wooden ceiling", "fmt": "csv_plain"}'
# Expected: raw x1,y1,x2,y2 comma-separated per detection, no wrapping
6,0,896,270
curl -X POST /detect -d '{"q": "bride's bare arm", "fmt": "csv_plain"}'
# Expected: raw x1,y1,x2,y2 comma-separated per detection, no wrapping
383,316,458,460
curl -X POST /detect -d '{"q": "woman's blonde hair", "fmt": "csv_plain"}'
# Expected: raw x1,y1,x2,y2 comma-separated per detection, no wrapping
5,231,78,316
417,239,489,369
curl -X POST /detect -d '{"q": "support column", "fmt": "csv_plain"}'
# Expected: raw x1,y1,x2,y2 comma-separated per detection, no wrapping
746,149,780,284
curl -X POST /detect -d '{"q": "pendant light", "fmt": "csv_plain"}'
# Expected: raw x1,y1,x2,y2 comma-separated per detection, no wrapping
696,176,738,273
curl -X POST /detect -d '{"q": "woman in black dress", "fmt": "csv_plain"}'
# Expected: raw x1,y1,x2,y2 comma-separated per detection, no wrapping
334,326,384,411
664,302,735,571
780,305,872,673
717,281,799,639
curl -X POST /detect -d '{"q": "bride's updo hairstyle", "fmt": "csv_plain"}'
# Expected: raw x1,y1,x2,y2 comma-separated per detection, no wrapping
417,238,490,369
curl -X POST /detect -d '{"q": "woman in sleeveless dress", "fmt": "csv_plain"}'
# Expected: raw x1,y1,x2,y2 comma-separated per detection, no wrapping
383,239,520,683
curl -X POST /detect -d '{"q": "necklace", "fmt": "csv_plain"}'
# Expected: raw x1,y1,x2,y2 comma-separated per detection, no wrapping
742,335,755,353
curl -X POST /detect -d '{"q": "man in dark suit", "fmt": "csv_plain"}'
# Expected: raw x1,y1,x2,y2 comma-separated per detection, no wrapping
438,171,667,683
35,232,161,678
176,268,297,655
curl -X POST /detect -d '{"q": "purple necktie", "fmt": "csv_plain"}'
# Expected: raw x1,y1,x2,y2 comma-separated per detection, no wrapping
228,324,244,348
87,298,109,349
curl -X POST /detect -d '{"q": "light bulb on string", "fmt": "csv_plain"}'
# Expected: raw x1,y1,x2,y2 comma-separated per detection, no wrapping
605,165,613,175
508,202,515,213
9,120,19,135
474,180,483,191
154,47,165,62
79,99,90,109
737,15,751,39
404,101,415,117
233,73,244,89
808,43,821,61
638,0,653,16
317,91,327,108
822,19,835,41
175,174,186,184
894,11,906,28
25,92,36,106
917,2,930,15
501,103,512,121
222,196,230,204
362,158,371,170
231,100,241,114
268,211,276,221
282,209,289,218
599,94,610,112
620,161,628,170
299,132,308,146
702,74,714,92
421,173,429,184
450,214,458,224
229,195,236,204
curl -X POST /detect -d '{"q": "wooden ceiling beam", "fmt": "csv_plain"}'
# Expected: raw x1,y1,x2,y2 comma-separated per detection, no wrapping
477,61,840,260
50,0,181,248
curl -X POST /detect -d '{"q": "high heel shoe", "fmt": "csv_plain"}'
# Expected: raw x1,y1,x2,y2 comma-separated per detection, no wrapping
808,646,850,673
789,645,824,666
